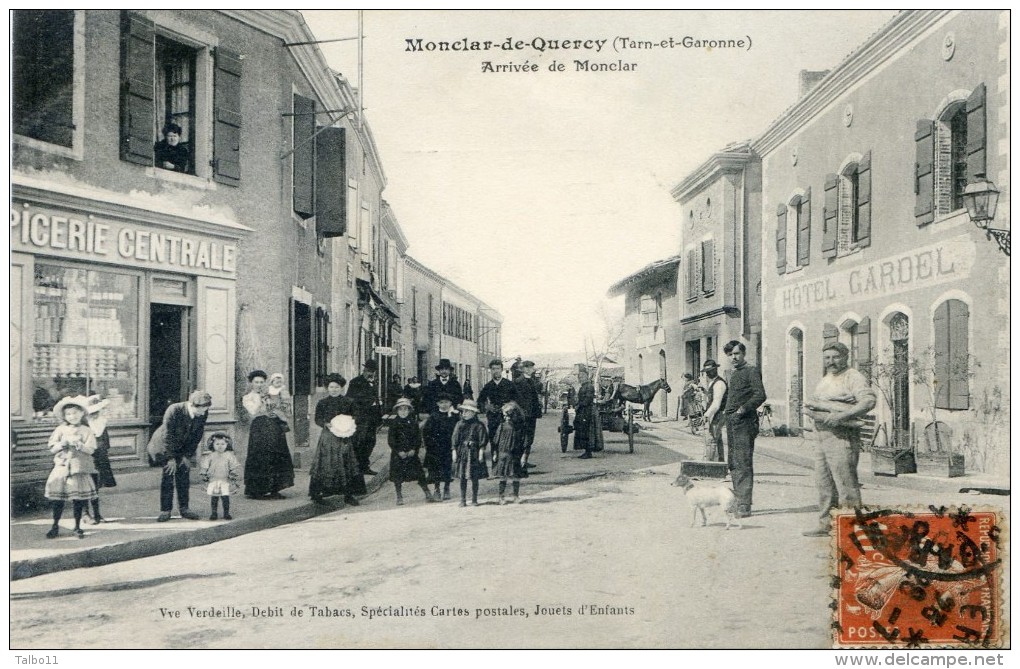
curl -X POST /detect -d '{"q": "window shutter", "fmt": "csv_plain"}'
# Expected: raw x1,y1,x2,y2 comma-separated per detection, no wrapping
948,300,970,410
857,316,872,381
686,249,697,299
213,47,242,185
315,127,346,237
776,204,788,274
292,94,316,218
965,83,987,184
822,323,839,349
119,12,155,166
933,301,950,408
702,239,715,293
822,174,838,258
914,119,935,226
797,189,811,267
857,151,872,248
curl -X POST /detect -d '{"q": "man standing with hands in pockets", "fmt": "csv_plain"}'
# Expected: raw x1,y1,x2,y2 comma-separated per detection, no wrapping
722,341,766,519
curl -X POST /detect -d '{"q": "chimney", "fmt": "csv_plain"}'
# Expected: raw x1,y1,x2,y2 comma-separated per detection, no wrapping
799,69,830,97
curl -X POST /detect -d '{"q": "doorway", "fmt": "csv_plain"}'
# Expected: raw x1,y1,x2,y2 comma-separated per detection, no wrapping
658,349,668,417
149,303,192,425
789,328,804,428
889,313,910,449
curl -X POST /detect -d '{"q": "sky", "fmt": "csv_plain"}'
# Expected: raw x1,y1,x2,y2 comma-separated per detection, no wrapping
301,10,898,356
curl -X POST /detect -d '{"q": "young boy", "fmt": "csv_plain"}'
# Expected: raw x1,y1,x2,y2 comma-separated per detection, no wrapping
422,393,458,501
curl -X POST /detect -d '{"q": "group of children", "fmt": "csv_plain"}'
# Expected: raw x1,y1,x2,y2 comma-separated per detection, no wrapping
388,392,527,507
43,395,239,538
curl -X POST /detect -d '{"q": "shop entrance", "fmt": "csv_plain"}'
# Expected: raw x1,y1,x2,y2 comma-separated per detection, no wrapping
149,303,193,424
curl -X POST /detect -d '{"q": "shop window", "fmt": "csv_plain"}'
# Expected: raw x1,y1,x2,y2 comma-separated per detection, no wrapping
933,299,969,410
32,265,140,420
915,84,986,226
13,10,80,152
120,12,241,184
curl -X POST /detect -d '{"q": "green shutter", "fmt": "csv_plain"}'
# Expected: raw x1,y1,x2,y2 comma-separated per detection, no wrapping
822,174,838,258
965,83,987,184
316,126,347,238
776,204,788,275
914,120,935,226
797,189,811,267
292,94,316,217
213,47,242,185
119,12,155,166
857,151,872,248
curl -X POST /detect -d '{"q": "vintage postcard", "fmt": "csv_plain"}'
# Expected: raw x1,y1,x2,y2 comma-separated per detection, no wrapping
8,9,1011,660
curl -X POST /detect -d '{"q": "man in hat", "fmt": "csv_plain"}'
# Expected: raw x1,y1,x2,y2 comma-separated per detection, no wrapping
423,358,464,416
802,342,876,537
148,390,212,522
477,358,519,441
701,359,728,462
347,360,384,475
514,360,541,472
722,340,767,518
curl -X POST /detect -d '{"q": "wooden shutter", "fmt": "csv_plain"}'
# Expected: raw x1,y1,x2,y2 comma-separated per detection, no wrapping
689,247,697,297
933,301,950,408
914,119,935,226
857,316,872,381
316,127,347,237
702,239,715,293
292,94,316,217
948,300,970,410
291,299,312,396
822,323,839,349
797,189,811,267
776,204,788,274
857,151,872,248
119,12,155,166
822,174,838,258
965,83,987,184
213,48,242,185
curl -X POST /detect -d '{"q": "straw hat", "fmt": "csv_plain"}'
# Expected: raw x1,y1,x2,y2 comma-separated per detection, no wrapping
393,397,414,411
458,399,480,413
53,395,90,416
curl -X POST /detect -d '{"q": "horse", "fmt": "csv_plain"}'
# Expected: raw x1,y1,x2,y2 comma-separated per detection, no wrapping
615,378,672,421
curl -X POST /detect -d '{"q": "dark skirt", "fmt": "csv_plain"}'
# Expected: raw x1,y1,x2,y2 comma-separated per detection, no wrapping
452,445,489,481
92,431,117,488
389,450,427,483
309,430,366,499
423,446,453,484
244,416,295,497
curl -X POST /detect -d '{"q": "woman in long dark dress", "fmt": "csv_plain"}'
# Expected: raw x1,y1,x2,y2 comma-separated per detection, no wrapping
243,370,295,499
308,374,364,504
85,396,116,523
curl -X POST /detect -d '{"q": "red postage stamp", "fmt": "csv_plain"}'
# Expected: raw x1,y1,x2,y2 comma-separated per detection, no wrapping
832,506,1004,649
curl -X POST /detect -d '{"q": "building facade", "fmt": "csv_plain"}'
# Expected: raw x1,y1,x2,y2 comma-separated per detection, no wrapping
671,142,763,373
607,257,682,419
402,256,444,384
755,10,1010,473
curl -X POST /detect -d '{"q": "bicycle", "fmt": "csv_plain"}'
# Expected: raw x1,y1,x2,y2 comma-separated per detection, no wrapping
687,390,707,435
757,403,775,437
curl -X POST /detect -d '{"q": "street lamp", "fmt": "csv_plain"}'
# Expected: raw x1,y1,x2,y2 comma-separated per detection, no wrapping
963,176,1008,256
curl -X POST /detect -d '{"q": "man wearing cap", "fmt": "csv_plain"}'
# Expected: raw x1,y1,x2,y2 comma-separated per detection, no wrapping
514,360,541,472
423,358,464,416
722,340,767,518
477,359,518,442
701,360,728,462
802,342,876,537
347,360,384,475
148,390,212,522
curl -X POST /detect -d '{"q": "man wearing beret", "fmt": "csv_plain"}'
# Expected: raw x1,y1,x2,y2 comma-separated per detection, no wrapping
422,358,464,416
514,360,541,473
802,342,876,537
347,360,383,475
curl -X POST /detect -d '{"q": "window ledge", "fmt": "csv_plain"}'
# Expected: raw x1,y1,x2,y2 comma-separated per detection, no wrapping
931,209,971,230
702,290,715,298
783,266,805,276
146,167,216,190
14,134,83,161
835,246,864,260
686,296,699,303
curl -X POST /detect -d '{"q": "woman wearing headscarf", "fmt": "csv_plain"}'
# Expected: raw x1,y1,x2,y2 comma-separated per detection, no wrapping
242,370,295,499
308,373,365,505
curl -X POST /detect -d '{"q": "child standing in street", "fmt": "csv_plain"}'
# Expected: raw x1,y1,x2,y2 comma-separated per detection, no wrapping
85,395,117,523
451,399,489,507
491,401,525,505
200,432,241,520
388,398,433,505
44,396,98,539
422,393,458,501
